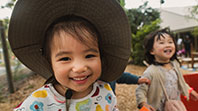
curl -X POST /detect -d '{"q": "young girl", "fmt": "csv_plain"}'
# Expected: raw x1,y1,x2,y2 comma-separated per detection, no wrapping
8,0,131,110
136,28,198,111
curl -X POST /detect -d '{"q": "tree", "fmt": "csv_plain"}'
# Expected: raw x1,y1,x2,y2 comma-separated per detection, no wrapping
116,0,161,65
127,1,160,35
190,5,198,21
192,27,198,51
188,3,198,51
0,0,16,28
126,2,160,65
0,21,14,93
0,0,17,93
131,19,160,65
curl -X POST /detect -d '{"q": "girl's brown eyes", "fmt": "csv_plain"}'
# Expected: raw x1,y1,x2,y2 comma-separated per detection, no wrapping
58,54,96,61
85,54,96,58
59,57,71,61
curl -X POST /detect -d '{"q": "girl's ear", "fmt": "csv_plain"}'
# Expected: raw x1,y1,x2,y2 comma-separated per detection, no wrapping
150,49,154,55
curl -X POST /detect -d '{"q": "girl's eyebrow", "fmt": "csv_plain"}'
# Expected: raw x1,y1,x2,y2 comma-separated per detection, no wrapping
84,48,99,53
55,48,99,57
55,51,71,57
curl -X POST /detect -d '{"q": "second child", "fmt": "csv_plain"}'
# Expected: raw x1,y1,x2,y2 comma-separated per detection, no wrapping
136,29,198,111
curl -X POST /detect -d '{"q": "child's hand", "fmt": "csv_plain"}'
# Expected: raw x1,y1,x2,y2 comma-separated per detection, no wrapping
138,78,151,85
190,90,198,101
140,102,156,111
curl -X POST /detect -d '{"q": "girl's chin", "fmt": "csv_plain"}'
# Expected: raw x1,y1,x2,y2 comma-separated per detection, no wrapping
73,85,92,92
71,86,93,99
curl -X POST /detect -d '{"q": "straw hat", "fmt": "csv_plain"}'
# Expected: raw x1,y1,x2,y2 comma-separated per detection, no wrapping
8,0,131,82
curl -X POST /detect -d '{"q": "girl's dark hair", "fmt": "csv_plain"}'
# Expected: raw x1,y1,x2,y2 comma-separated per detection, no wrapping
144,28,179,65
43,15,101,84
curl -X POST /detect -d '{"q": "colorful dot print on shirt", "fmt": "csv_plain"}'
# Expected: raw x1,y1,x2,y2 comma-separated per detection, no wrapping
91,86,99,97
15,107,25,111
15,102,23,109
30,101,44,111
76,98,92,111
32,90,48,98
44,84,49,88
105,93,112,104
14,82,117,111
104,84,112,91
105,105,110,111
96,104,104,111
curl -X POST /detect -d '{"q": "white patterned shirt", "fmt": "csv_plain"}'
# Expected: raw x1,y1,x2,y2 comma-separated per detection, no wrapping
14,81,118,111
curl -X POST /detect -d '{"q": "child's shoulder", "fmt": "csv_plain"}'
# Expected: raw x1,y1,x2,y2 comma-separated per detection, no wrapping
95,80,111,87
144,64,158,73
13,83,60,111
95,80,108,85
28,84,53,98
142,65,160,78
94,80,114,92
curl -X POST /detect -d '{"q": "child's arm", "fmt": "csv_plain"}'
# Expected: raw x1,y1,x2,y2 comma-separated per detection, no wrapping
116,72,151,85
138,77,151,85
136,81,152,110
136,69,154,110
116,72,139,84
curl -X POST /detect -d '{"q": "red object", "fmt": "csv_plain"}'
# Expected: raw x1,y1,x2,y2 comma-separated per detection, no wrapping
34,105,39,109
181,73,198,111
139,106,150,111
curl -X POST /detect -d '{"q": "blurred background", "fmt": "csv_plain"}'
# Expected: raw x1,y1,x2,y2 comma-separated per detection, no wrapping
0,0,198,110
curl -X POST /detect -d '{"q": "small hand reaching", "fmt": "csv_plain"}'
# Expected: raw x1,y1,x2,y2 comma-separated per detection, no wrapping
138,78,151,85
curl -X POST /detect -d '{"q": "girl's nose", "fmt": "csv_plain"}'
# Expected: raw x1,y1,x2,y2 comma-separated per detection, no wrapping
165,42,172,47
72,62,87,73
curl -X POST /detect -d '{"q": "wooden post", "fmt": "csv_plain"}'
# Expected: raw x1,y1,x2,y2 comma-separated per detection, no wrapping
0,21,14,93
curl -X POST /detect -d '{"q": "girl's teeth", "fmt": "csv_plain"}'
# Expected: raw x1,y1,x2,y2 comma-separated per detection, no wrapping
164,50,171,53
73,76,87,80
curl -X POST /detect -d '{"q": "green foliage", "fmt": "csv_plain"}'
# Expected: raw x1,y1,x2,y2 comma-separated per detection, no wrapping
131,19,160,65
192,27,198,51
116,0,126,11
0,0,16,9
190,5,198,21
119,0,125,8
192,27,198,37
2,18,9,30
123,2,161,65
126,1,160,35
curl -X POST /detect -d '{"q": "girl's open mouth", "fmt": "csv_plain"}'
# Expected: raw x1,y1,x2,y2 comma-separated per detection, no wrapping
164,49,172,53
70,75,91,84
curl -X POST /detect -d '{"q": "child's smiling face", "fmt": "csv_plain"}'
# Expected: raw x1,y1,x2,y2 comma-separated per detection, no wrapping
50,30,101,96
150,33,175,63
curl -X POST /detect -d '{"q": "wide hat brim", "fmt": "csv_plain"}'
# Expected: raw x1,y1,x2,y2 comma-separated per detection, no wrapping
8,0,131,82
